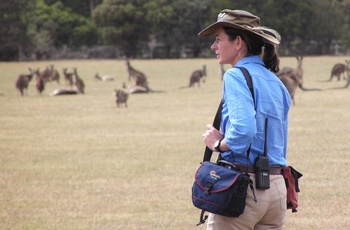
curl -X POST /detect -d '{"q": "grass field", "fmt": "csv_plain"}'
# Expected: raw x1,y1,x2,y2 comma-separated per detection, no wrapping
1,56,350,229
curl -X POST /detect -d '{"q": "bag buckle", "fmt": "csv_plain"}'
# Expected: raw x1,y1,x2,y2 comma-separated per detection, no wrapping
204,182,214,195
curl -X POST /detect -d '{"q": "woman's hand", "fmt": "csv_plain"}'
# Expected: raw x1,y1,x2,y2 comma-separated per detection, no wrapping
203,124,224,151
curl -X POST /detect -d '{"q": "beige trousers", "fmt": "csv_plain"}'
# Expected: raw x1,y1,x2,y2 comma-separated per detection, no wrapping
206,174,287,230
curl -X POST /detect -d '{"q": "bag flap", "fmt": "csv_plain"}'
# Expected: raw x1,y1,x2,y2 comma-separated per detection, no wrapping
195,161,241,193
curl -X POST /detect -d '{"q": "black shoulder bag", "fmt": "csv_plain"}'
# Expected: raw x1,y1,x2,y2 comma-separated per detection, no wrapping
191,67,257,226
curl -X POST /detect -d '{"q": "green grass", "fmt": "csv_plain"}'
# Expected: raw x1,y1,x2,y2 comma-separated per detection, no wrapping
1,57,350,229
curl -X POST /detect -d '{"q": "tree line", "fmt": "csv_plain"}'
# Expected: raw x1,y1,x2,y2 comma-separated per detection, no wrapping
1,0,350,61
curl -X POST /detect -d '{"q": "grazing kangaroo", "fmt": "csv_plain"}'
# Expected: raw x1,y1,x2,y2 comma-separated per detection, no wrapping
72,68,85,94
62,68,74,87
329,60,350,81
189,65,207,87
125,59,148,87
115,89,128,107
15,68,37,96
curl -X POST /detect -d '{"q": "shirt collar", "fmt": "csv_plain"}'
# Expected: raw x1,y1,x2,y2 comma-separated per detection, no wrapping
235,55,265,67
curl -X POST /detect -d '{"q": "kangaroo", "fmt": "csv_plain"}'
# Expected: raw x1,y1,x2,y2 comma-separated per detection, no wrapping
115,89,128,107
329,63,350,89
277,56,321,105
329,60,350,81
49,65,60,84
94,73,102,81
295,56,304,86
50,88,78,96
34,70,45,95
278,73,299,105
125,85,149,94
62,68,74,87
344,60,350,88
39,66,52,84
277,56,304,85
125,59,148,86
189,65,207,87
15,68,37,96
72,68,85,94
276,56,304,105
95,73,114,81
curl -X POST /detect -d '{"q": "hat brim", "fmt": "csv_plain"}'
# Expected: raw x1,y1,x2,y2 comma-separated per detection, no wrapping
198,22,280,45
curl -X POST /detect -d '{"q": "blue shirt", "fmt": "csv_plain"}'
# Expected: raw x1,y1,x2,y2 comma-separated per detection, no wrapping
221,55,291,166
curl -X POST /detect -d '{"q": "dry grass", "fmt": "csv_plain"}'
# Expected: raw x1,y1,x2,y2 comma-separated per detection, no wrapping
0,57,350,229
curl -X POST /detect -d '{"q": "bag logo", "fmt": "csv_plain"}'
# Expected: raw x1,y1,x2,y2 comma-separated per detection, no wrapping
209,170,221,180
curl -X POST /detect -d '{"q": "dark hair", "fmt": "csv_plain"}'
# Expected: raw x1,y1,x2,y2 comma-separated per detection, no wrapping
223,27,280,73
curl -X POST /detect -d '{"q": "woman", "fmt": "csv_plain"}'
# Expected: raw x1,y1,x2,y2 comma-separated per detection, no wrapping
200,9,291,229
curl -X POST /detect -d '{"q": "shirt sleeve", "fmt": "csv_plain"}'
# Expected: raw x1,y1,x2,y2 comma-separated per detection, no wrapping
222,68,257,155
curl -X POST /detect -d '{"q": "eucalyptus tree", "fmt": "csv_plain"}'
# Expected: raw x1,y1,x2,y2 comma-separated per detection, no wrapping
93,0,211,58
93,0,150,58
306,0,349,54
0,0,35,61
170,0,211,57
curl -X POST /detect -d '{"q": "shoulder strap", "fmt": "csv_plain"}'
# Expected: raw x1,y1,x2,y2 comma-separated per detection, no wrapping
202,101,222,162
264,118,268,157
236,66,255,106
202,67,255,162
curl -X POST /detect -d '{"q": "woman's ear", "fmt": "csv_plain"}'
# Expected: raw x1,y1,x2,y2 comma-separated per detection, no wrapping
236,36,243,47
235,36,247,51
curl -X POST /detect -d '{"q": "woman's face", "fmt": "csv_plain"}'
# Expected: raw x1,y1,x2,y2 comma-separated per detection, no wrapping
210,27,239,66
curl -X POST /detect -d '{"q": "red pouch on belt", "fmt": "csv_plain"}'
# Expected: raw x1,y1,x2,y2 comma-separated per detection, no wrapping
282,166,303,212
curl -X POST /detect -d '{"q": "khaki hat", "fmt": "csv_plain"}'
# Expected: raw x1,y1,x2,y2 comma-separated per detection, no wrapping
253,26,281,42
198,9,280,45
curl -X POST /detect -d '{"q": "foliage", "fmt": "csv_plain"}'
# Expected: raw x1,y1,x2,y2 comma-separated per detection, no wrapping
93,0,149,58
45,0,104,17
169,0,211,58
0,0,35,61
28,0,98,58
0,0,349,60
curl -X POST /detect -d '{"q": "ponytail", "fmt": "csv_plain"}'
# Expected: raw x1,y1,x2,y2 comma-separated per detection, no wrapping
262,43,280,73
223,27,281,73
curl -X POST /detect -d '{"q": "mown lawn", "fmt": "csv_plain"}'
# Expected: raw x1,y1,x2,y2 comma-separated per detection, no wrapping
1,57,350,229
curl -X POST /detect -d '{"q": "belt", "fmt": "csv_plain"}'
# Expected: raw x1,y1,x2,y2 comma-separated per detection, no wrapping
234,163,282,175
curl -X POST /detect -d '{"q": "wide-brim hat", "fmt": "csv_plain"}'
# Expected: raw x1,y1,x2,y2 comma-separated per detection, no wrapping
198,9,280,45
